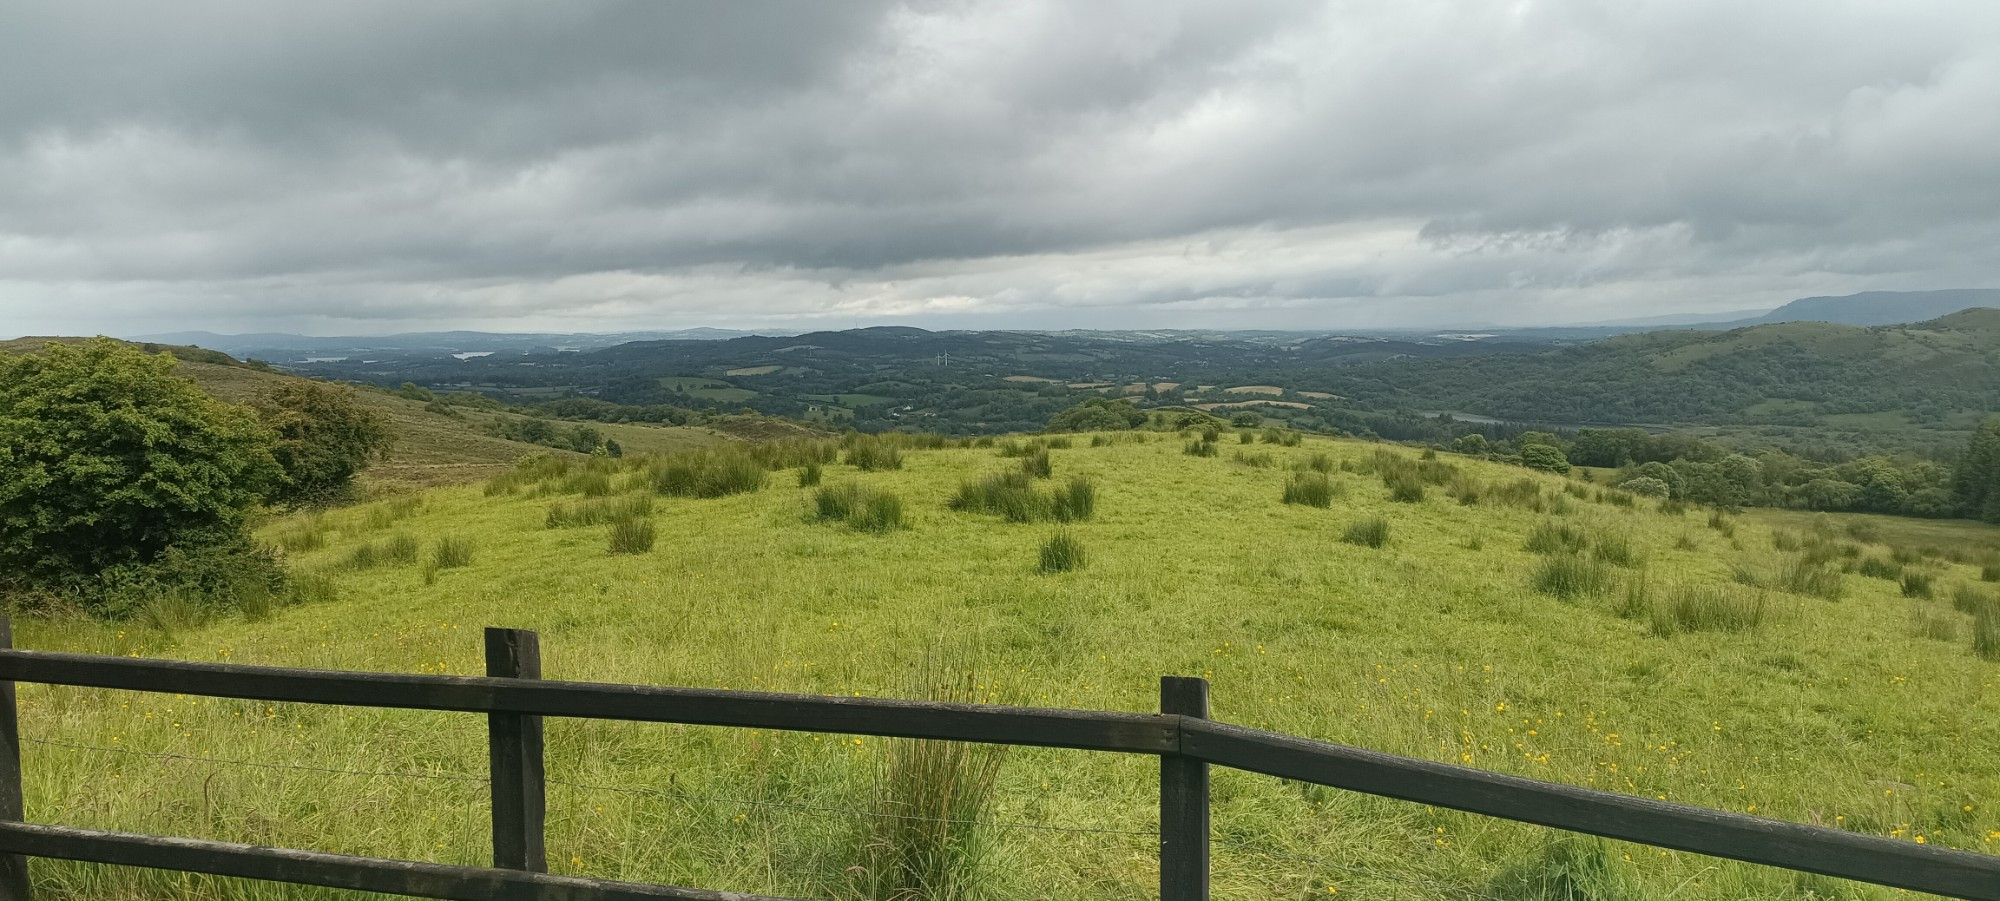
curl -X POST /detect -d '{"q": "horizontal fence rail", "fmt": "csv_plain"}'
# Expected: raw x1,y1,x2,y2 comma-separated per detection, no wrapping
0,622,1995,900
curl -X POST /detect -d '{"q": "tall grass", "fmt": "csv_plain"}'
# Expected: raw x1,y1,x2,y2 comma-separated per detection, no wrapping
346,534,420,569
798,462,823,488
1953,584,1995,615
431,535,474,570
1386,473,1426,503
1341,517,1390,548
1900,571,1935,599
1655,584,1767,634
651,448,768,498
1281,473,1336,508
1038,530,1086,573
851,675,1007,901
1183,440,1218,458
546,495,654,528
1020,448,1052,479
1591,533,1643,568
1853,556,1902,580
1531,554,1610,599
607,514,656,554
1776,558,1844,600
1525,521,1588,555
812,484,907,532
844,438,904,472
949,472,1096,523
1049,477,1096,523
1975,604,2000,661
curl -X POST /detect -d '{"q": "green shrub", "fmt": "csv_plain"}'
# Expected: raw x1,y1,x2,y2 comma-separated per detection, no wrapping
1660,498,1690,516
1282,473,1336,508
1599,489,1636,508
431,535,474,570
607,515,656,554
1341,517,1389,548
1020,449,1053,479
1526,521,1588,555
1618,569,1653,620
798,462,823,487
1532,554,1610,599
1901,571,1935,599
1038,531,1086,573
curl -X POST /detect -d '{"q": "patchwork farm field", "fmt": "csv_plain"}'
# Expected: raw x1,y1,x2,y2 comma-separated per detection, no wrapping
16,433,2000,900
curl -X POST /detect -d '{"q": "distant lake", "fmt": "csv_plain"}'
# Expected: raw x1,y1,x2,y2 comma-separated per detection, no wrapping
452,351,494,360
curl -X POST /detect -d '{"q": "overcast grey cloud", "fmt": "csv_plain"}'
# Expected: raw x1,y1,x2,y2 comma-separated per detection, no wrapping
3,0,1998,335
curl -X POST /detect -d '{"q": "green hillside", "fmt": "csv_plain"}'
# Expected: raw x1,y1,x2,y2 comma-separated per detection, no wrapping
15,433,2000,899
1313,309,2000,452
0,337,722,489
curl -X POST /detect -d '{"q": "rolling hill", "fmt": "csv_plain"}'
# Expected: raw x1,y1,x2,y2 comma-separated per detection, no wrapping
1,337,720,489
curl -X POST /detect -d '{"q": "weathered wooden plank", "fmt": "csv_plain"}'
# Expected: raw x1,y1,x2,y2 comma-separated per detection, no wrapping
0,821,797,901
486,628,547,873
0,621,28,901
1181,719,2000,900
1158,677,1208,901
0,650,1176,754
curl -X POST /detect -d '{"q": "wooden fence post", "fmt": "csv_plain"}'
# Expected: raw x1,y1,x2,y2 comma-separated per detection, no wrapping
0,618,31,900
1160,676,1209,901
484,628,546,873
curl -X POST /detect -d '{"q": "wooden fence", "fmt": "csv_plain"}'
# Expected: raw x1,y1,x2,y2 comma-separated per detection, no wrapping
0,618,1995,900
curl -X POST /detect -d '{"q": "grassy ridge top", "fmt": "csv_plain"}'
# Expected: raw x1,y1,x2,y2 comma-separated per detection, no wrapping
2,336,722,489
15,432,2000,899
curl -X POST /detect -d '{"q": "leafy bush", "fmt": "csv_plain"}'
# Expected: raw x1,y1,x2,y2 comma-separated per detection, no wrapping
607,514,656,554
1520,444,1571,474
251,380,392,505
0,339,280,602
1618,477,1670,498
1038,531,1086,573
1282,473,1336,508
1341,517,1389,548
1239,430,1255,444
1531,554,1610,599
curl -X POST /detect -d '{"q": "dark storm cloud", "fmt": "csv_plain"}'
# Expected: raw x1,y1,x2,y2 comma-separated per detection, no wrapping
2,0,1998,334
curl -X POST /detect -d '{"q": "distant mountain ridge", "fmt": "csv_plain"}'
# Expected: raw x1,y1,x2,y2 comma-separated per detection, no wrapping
1736,289,2000,327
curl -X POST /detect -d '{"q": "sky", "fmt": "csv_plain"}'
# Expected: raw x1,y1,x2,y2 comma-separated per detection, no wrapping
4,1,1999,337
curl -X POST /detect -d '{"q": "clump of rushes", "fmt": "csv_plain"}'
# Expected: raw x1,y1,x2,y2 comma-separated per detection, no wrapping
1183,440,1218,458
798,462,823,487
546,495,654,528
812,484,907,533
1974,604,2000,661
651,448,767,498
1778,558,1844,600
1038,530,1086,573
851,672,1007,901
1954,584,1995,615
1341,517,1389,548
949,472,1096,523
1386,472,1425,503
844,437,904,471
347,534,420,570
1592,533,1643,568
431,535,474,570
1982,563,2000,583
1020,448,1052,479
1239,430,1255,444
1049,477,1096,523
1659,583,1766,634
607,513,656,554
1525,520,1588,555
1531,554,1609,600
1900,571,1934,599
1282,472,1336,508
1854,557,1901,580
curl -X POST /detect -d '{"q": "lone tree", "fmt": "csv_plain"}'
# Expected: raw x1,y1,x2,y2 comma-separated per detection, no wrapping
252,381,392,504
0,339,278,589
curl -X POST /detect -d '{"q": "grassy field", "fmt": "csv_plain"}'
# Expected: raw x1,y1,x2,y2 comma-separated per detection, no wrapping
14,432,2000,899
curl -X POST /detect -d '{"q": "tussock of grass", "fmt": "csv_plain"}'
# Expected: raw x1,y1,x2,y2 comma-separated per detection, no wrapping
812,484,907,533
1981,563,2000,583
1526,521,1588,555
607,514,656,555
949,472,1096,523
1853,556,1902,580
798,462,823,487
1492,479,1546,511
1488,836,1640,901
1297,452,1334,474
431,535,474,570
1447,473,1484,506
1952,584,1994,616
546,495,654,529
1532,554,1610,599
844,437,904,471
1341,517,1389,548
347,534,420,569
1386,473,1425,503
1183,440,1218,457
1912,607,1959,642
853,680,1007,901
652,448,768,498
1592,533,1643,568
1037,530,1086,573
1776,558,1844,600
1900,571,1935,599
1231,450,1275,468
1019,448,1052,479
272,519,328,553
1282,472,1337,508
1975,605,2000,661
1654,583,1766,635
